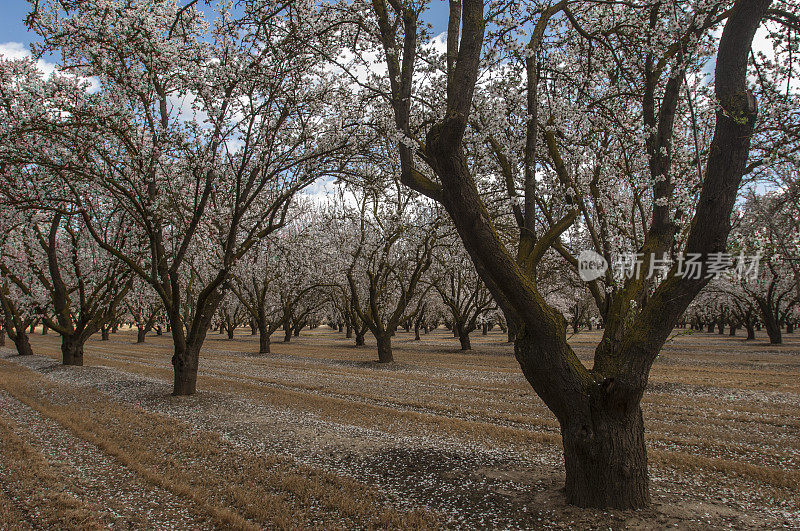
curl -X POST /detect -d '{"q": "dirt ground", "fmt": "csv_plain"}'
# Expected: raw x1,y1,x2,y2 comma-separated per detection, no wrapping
0,326,798,529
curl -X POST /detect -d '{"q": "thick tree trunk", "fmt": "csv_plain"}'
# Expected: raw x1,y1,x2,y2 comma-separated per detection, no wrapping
745,324,755,340
482,322,488,335
101,328,110,341
13,331,33,356
61,336,84,366
346,324,353,339
227,326,235,340
376,334,393,363
757,300,782,344
172,345,199,396
355,332,365,346
729,325,737,336
787,322,794,334
561,403,649,509
283,323,292,343
137,327,147,343
414,323,421,340
458,330,471,350
42,324,48,335
0,327,5,347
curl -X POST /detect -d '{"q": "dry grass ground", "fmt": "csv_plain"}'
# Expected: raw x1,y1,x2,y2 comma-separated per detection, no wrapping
0,326,798,529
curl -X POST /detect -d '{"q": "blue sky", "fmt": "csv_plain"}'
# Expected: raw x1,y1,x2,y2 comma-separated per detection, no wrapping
1,1,33,45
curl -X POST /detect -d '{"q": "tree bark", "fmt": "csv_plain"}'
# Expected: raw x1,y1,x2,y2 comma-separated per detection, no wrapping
61,336,84,366
101,327,110,341
745,324,755,340
562,402,649,508
756,299,782,344
458,329,472,350
227,326,235,340
376,334,393,363
0,327,5,347
137,327,147,343
13,331,33,357
355,332,365,346
172,345,199,396
258,321,271,354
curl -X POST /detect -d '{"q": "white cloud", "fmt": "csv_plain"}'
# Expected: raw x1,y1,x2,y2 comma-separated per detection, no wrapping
0,41,101,92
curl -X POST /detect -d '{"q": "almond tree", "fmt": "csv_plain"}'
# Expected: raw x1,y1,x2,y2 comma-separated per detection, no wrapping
334,187,438,362
431,238,496,350
5,0,350,394
344,0,785,508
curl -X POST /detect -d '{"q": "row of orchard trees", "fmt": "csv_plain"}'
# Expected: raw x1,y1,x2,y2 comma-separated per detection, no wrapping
1,0,798,512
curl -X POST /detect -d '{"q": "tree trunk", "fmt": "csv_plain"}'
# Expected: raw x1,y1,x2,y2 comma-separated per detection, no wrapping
0,327,5,347
346,324,353,339
283,322,292,343
137,327,147,343
458,329,471,350
172,345,199,396
757,300,782,344
376,334,393,363
787,322,794,334
42,323,49,335
101,327,110,341
414,323,421,340
355,332,365,346
13,331,33,356
561,403,649,509
227,326,235,340
745,324,755,340
482,322,488,335
258,321,271,354
61,336,84,366
729,325,737,336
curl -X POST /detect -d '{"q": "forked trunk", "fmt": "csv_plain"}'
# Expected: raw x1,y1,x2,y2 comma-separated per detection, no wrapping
137,327,147,343
61,336,84,366
746,324,755,340
172,345,199,395
562,403,649,509
355,332,365,346
376,334,393,363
